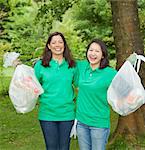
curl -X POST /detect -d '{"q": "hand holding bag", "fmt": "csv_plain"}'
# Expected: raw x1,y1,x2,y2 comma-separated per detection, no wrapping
9,64,44,113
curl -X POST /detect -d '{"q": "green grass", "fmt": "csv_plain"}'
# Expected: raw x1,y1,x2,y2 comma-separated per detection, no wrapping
0,96,45,150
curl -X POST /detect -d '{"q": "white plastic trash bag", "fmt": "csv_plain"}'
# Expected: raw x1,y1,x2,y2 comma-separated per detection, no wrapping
3,52,20,68
9,64,44,113
107,60,145,116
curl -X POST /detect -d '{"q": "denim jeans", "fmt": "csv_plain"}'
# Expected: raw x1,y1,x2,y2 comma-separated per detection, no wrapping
40,120,74,150
76,121,110,150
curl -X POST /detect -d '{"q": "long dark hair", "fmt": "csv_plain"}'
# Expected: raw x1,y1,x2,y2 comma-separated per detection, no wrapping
86,39,109,69
42,32,75,68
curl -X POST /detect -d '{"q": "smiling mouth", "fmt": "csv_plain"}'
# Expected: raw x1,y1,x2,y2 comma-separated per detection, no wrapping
89,56,97,61
55,48,62,51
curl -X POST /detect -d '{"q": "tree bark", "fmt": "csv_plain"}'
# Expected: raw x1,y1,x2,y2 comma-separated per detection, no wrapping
110,0,145,143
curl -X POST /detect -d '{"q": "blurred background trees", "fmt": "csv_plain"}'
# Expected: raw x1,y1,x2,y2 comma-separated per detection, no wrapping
0,0,144,62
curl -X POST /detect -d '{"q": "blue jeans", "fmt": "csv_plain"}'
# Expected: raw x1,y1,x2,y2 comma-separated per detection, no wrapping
40,120,74,150
76,121,110,150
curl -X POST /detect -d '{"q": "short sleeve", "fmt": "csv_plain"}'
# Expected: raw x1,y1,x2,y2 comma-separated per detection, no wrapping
34,60,42,84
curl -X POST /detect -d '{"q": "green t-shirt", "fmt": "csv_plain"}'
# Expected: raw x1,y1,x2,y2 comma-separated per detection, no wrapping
76,60,117,128
34,59,77,121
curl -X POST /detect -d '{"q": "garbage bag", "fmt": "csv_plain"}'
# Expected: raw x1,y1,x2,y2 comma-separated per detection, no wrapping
9,64,44,113
3,52,20,68
107,61,145,116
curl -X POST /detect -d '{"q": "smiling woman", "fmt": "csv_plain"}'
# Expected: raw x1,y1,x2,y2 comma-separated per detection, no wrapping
87,42,104,70
47,34,64,62
34,32,78,150
76,39,117,150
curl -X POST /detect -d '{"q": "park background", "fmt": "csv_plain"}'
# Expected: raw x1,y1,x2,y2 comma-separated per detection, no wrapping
0,0,145,149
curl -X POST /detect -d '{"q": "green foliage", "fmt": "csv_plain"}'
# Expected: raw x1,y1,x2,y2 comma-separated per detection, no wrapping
71,0,112,39
34,0,78,40
51,9,87,60
1,0,41,58
36,0,77,21
138,0,145,47
0,43,11,51
0,0,144,65
0,43,13,96
68,0,115,58
0,0,78,64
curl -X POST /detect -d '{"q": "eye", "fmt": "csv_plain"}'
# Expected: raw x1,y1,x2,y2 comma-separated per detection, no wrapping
59,41,63,44
51,42,56,44
95,50,100,52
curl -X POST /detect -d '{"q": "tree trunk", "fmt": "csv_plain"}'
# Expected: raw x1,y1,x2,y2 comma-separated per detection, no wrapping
110,0,145,144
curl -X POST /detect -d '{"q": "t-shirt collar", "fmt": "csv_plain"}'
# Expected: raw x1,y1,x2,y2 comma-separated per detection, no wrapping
50,58,66,66
86,61,100,72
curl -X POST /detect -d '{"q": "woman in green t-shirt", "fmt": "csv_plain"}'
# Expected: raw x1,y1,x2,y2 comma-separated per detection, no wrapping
76,39,117,150
34,32,77,150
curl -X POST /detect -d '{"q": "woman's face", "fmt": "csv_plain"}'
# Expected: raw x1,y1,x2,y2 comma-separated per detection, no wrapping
48,35,64,57
87,42,103,67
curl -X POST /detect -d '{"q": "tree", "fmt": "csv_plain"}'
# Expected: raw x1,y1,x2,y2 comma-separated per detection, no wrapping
1,0,78,64
36,0,77,34
50,8,87,60
71,0,114,57
110,0,145,146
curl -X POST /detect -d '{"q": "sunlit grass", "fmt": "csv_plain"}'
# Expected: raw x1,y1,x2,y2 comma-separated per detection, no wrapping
0,96,45,150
